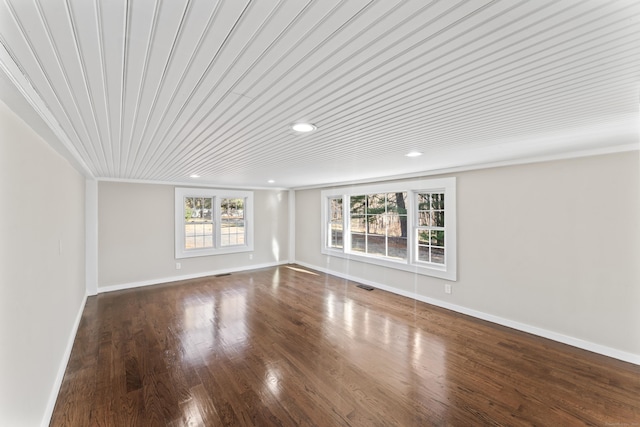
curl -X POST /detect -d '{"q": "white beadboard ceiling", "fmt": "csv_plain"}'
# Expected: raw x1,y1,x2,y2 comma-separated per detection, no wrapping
0,0,639,189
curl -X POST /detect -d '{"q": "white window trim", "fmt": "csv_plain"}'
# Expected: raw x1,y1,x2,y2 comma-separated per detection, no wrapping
175,187,254,259
321,177,456,281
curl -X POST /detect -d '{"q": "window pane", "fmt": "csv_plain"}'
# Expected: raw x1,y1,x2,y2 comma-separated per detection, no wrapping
386,192,407,214
203,198,212,220
388,237,407,260
387,214,403,237
330,225,343,248
418,230,429,245
431,193,445,210
431,230,445,247
330,198,342,221
351,236,366,253
366,214,384,235
418,211,431,226
366,230,386,257
350,195,366,215
433,211,444,227
431,247,445,264
350,216,366,253
417,245,430,262
417,193,430,210
185,224,195,249
367,194,385,214
350,216,366,234
366,213,385,257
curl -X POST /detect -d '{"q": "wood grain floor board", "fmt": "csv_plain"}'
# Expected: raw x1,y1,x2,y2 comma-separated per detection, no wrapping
50,265,640,426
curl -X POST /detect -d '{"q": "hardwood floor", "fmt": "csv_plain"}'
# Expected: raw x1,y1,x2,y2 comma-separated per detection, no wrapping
51,265,640,426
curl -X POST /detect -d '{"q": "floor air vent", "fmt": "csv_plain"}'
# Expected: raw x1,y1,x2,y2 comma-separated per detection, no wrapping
215,273,231,277
356,284,374,291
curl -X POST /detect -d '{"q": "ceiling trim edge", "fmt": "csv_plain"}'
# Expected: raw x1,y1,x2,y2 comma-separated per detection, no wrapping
0,40,94,178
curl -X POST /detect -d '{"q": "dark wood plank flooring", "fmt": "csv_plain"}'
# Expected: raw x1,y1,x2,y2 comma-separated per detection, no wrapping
51,265,640,426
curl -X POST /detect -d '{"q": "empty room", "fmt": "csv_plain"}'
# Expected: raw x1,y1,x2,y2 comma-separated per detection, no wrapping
1,1,639,426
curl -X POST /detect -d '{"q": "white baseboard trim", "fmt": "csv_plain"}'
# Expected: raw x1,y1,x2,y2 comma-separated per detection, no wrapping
295,261,640,366
41,292,88,427
98,261,289,294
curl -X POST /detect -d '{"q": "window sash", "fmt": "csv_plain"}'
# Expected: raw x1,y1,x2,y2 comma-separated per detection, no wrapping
220,197,246,247
184,196,214,251
346,193,407,261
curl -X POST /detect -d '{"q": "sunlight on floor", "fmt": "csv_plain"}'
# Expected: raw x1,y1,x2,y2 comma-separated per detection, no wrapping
285,265,319,275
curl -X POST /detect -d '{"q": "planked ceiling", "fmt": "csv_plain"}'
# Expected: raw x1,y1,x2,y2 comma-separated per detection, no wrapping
0,0,639,189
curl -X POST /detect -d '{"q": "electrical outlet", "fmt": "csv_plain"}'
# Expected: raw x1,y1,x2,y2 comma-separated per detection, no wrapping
444,284,452,294
249,254,253,260
176,262,181,270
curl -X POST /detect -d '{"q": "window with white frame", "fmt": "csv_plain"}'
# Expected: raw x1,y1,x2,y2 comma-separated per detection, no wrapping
416,192,445,264
321,177,456,280
220,197,246,247
349,192,408,260
175,188,253,259
328,196,343,249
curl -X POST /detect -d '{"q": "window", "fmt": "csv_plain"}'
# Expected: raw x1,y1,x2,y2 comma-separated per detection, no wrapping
328,197,343,249
184,197,213,250
416,192,445,264
321,177,456,280
220,198,245,247
175,188,253,259
349,192,407,260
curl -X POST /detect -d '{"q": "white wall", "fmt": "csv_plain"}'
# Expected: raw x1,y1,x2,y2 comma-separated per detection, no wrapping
295,152,640,362
0,99,86,426
98,181,290,289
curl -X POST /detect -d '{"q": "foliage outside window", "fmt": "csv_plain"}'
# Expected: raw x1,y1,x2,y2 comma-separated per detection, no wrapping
321,178,456,280
175,188,253,259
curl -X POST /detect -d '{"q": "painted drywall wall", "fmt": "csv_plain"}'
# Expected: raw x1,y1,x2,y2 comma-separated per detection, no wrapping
0,99,86,426
98,182,290,289
295,152,640,360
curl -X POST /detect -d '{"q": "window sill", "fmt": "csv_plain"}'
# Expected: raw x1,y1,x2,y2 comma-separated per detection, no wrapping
321,247,455,281
176,245,253,259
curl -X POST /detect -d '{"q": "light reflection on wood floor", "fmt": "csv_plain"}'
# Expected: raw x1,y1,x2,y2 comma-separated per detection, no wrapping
51,265,640,426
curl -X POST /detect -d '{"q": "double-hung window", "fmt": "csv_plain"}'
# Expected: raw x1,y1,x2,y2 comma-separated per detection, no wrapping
175,188,253,258
321,177,456,280
327,197,344,249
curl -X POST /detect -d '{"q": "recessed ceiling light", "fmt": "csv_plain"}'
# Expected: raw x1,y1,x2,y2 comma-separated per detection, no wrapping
405,151,423,157
291,123,317,132
189,174,200,178
267,179,275,184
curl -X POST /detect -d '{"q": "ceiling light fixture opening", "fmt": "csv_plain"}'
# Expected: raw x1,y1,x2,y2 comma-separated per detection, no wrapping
268,179,275,184
189,174,200,178
291,123,317,133
405,151,423,157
